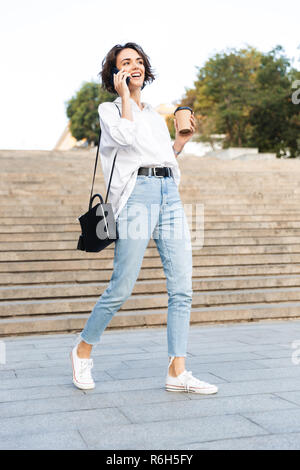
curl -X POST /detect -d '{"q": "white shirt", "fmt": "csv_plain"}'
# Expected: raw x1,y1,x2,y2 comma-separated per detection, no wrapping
98,96,181,220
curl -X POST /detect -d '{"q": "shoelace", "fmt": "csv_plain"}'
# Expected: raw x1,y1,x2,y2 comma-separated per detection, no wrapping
79,358,93,378
182,370,210,393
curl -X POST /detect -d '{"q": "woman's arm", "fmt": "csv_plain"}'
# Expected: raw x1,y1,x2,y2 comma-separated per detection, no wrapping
121,96,133,122
172,141,184,157
98,102,136,147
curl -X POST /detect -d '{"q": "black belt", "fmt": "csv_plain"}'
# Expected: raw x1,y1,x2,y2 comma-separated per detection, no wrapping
137,166,173,177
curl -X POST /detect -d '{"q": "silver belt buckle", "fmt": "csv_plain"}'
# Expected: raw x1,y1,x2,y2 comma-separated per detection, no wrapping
153,167,164,178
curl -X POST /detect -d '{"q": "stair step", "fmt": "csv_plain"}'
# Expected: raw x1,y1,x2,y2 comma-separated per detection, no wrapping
2,221,300,233
2,244,300,261
2,237,300,252
2,214,300,224
2,275,300,299
3,287,300,317
1,254,300,273
2,263,300,286
2,228,300,243
1,301,300,336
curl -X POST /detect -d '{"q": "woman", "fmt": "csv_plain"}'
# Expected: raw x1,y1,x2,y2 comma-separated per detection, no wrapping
71,42,218,395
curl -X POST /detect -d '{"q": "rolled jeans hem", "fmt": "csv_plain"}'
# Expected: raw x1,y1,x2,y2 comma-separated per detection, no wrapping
168,353,187,358
78,332,100,346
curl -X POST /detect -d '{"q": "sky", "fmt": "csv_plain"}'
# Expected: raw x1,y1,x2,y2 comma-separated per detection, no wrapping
1,0,299,150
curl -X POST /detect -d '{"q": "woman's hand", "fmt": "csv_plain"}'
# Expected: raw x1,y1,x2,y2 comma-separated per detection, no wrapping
113,68,131,100
173,112,196,153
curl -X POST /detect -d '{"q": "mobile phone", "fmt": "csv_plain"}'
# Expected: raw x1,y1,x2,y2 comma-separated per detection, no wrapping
112,66,131,86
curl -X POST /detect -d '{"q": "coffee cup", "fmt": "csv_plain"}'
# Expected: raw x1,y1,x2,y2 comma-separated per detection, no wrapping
174,106,193,135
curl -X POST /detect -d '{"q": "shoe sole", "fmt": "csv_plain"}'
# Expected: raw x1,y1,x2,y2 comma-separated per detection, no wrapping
72,379,95,390
70,351,95,390
165,385,218,394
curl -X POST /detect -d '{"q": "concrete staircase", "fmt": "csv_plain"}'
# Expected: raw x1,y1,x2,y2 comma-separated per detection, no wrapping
1,149,300,337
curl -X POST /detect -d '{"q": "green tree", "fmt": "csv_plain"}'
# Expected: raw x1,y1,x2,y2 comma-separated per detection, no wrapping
65,82,115,145
166,115,175,139
248,46,300,157
181,45,300,157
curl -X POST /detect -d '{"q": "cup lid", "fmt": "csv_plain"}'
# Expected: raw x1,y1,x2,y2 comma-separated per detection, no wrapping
174,106,193,115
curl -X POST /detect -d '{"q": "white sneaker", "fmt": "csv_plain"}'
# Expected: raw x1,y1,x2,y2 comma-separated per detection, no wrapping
165,357,218,395
70,344,95,390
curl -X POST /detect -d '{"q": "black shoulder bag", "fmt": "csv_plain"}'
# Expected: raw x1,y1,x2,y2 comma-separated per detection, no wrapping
76,103,121,253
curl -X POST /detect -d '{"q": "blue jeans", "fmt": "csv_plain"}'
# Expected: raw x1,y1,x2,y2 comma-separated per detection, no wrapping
80,174,193,357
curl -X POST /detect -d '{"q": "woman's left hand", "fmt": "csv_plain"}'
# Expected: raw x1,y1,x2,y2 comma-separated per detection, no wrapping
174,112,196,149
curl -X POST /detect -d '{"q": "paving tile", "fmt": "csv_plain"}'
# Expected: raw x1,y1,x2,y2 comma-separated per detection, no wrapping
207,366,300,383
2,356,134,371
0,370,16,380
4,333,74,344
250,349,295,359
273,391,300,407
0,371,112,390
242,408,300,434
192,361,267,376
235,336,298,346
251,357,298,368
107,361,267,379
0,393,114,419
88,376,164,393
0,384,85,403
79,415,266,449
91,351,174,362
122,353,265,369
0,430,88,450
0,361,49,371
118,394,296,424
0,408,128,439
31,343,153,354
4,351,50,363
188,377,300,398
14,362,128,379
176,433,300,450
0,386,194,420
89,387,191,407
46,346,147,360
5,343,36,351
105,366,166,380
141,344,170,352
187,343,291,356
105,365,224,382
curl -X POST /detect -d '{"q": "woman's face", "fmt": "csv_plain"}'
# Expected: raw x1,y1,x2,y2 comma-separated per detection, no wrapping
115,48,145,90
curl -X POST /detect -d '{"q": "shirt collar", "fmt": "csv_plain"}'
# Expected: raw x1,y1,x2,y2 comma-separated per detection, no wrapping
114,96,150,111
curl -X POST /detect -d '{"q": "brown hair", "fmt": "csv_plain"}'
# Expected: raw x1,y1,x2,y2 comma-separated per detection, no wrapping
99,42,156,94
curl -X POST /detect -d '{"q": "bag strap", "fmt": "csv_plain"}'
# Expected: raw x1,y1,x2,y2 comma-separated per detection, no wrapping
89,102,121,205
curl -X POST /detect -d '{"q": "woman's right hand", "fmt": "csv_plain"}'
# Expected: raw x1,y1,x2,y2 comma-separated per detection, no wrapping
113,68,131,100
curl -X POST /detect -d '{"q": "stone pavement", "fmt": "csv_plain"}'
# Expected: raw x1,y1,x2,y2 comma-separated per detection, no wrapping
1,319,300,450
